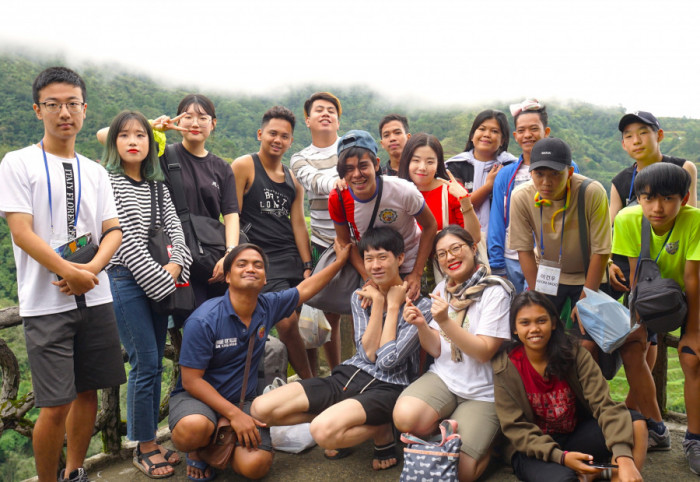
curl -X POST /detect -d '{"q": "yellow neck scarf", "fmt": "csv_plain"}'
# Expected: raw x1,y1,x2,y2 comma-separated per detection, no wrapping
534,178,571,232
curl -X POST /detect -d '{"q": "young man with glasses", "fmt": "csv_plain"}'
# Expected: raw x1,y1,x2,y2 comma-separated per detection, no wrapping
0,67,125,482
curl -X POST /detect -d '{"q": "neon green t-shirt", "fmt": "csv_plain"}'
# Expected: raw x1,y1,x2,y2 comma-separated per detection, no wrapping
612,204,700,291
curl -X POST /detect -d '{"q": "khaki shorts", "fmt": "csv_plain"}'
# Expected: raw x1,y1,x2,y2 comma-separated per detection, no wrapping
399,371,500,459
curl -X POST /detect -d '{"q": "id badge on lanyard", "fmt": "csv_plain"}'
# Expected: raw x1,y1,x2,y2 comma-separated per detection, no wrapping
536,259,561,295
534,204,566,296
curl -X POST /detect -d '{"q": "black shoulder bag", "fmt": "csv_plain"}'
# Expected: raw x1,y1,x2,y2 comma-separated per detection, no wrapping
163,145,248,283
629,217,686,333
146,181,196,318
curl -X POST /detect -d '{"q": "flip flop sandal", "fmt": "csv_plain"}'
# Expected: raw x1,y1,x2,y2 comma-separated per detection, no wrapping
133,446,174,479
324,447,353,460
372,441,399,471
185,453,217,482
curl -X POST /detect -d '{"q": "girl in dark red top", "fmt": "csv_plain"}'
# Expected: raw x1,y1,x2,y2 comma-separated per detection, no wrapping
493,291,646,481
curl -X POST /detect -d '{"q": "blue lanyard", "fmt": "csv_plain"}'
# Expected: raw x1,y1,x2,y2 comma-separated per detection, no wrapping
41,141,82,234
627,166,638,205
653,223,675,263
539,205,566,264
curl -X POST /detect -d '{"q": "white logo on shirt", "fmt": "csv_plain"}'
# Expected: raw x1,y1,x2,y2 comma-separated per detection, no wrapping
215,338,238,349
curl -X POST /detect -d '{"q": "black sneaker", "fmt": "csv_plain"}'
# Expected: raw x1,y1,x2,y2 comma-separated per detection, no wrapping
647,425,671,451
59,467,89,482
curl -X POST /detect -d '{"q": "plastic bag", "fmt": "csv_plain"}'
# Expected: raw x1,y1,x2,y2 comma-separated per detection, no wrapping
262,378,316,453
298,304,332,349
577,287,636,353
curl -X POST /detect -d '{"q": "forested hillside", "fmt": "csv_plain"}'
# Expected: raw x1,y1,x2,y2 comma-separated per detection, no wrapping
0,51,698,480
0,52,699,304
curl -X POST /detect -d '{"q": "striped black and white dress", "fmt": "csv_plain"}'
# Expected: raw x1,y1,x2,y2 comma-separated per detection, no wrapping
107,173,192,301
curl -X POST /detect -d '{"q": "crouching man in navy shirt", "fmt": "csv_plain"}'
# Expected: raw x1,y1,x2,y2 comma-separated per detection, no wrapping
168,242,350,480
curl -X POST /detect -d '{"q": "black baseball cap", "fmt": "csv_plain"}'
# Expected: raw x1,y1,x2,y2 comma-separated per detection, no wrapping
618,111,660,132
529,137,572,172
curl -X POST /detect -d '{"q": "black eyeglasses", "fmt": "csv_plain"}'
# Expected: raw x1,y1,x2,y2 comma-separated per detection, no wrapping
38,102,84,114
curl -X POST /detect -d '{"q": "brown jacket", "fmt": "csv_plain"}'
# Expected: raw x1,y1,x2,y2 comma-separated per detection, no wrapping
492,345,634,465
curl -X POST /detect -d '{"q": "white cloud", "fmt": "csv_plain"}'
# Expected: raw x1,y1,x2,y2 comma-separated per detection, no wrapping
2,0,699,117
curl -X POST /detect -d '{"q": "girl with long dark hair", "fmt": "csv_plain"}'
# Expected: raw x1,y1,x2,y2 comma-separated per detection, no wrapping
492,291,646,481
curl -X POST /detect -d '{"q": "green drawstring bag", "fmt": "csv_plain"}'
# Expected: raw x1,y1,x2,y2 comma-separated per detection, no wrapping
560,296,574,330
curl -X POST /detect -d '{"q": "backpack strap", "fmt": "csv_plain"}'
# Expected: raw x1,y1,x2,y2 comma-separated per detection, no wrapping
369,175,384,230
577,178,593,272
239,335,256,409
640,216,652,259
163,144,191,223
148,182,158,231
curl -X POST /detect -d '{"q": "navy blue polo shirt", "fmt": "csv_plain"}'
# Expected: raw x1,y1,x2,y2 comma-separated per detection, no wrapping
172,288,299,402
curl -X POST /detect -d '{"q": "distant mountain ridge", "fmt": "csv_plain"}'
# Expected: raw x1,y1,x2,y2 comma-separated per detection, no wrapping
0,52,698,303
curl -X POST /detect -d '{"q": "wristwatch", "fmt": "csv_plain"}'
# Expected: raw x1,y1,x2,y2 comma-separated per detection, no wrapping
225,246,236,254
302,261,313,271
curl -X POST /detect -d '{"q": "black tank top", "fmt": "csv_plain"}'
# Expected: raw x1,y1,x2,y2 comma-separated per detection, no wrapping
240,154,302,280
611,155,686,208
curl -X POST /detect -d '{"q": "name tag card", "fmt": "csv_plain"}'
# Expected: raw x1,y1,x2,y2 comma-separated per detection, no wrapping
535,260,561,296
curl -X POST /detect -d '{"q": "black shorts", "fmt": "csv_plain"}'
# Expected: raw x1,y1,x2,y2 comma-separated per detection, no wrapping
169,391,272,452
262,277,303,294
298,364,404,425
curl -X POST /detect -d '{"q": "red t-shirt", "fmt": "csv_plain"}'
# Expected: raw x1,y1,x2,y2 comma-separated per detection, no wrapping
509,345,577,434
420,184,464,231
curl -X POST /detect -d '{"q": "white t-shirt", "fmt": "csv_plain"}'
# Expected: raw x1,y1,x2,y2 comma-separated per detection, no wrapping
329,176,425,273
428,281,511,401
0,145,118,316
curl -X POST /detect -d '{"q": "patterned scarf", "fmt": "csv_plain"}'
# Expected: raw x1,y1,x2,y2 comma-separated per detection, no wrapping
442,266,514,362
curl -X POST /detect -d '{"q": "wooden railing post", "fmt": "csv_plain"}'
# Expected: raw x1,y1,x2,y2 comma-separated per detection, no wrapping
0,305,184,462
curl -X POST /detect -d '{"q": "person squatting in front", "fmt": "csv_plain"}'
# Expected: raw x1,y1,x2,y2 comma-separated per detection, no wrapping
252,227,430,471
493,291,646,482
167,242,350,481
393,225,514,481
